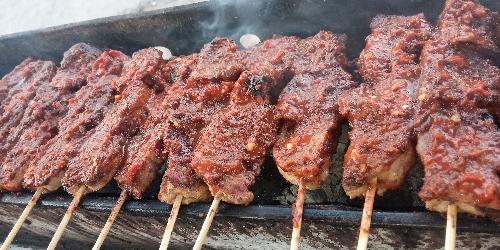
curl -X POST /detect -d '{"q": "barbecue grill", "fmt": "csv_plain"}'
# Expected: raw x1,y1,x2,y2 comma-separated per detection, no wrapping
0,0,499,249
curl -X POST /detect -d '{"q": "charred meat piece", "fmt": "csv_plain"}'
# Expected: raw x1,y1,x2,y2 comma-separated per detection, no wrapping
0,60,56,168
159,38,243,205
189,35,302,205
63,48,168,195
416,0,500,216
114,56,190,199
114,123,164,199
23,50,129,192
193,72,277,205
273,31,355,190
339,15,431,198
0,43,101,191
0,58,37,106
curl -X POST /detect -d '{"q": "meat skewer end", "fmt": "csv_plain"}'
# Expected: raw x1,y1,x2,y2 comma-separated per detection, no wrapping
92,190,128,250
47,185,86,250
445,204,457,250
159,195,183,250
0,188,44,250
193,197,221,250
343,148,416,198
357,178,377,250
290,179,305,250
158,181,212,205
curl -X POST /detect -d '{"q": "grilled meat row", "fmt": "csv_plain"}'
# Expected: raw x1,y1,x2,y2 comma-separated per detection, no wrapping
0,0,497,219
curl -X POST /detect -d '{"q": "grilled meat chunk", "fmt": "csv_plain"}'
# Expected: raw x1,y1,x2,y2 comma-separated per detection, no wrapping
416,0,500,216
0,60,56,168
114,56,191,199
339,15,431,198
23,50,129,192
63,48,168,195
193,72,277,205
0,58,38,106
273,31,355,190
159,38,243,205
189,35,299,205
0,44,100,191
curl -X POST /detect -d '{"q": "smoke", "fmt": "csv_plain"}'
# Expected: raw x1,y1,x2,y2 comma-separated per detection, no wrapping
196,0,441,58
199,0,275,43
1,0,498,76
196,0,498,59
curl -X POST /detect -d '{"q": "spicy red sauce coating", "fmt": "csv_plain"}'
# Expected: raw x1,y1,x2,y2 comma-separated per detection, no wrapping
189,35,301,205
416,0,499,214
0,58,36,106
273,31,355,190
0,59,56,171
192,72,277,205
339,14,431,197
0,43,101,191
114,55,189,199
23,49,129,191
159,38,244,204
62,48,168,194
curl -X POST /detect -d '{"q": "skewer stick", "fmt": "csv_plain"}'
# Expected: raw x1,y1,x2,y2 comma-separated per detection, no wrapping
193,197,221,250
0,188,44,250
159,195,183,250
444,204,457,250
92,190,128,250
47,185,86,250
290,179,305,250
357,178,377,250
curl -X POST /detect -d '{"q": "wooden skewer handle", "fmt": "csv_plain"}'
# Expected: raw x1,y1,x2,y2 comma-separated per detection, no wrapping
357,178,377,250
0,188,44,250
92,190,128,250
159,195,183,250
193,197,221,250
47,186,86,250
445,204,457,250
290,180,305,250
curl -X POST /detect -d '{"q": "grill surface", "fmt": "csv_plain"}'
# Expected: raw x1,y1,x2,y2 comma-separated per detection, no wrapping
0,0,499,249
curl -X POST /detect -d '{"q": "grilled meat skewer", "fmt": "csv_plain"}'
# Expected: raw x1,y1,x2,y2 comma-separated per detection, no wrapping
23,49,129,192
1,44,100,191
416,0,500,217
0,60,56,175
274,31,355,190
62,48,169,195
113,52,188,199
339,14,431,198
159,38,244,205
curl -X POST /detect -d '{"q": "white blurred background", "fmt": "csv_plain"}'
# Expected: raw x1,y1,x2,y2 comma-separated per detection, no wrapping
0,0,205,36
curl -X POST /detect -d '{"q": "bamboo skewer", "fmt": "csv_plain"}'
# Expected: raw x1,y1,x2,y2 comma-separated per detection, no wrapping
47,185,86,250
193,197,221,250
92,190,128,250
0,188,44,250
357,178,377,250
444,204,457,250
159,195,183,250
290,179,305,250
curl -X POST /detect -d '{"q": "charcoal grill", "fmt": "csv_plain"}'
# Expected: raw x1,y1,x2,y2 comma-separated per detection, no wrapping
0,0,499,249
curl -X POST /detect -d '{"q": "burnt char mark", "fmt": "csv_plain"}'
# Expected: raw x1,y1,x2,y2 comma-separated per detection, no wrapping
244,75,265,96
